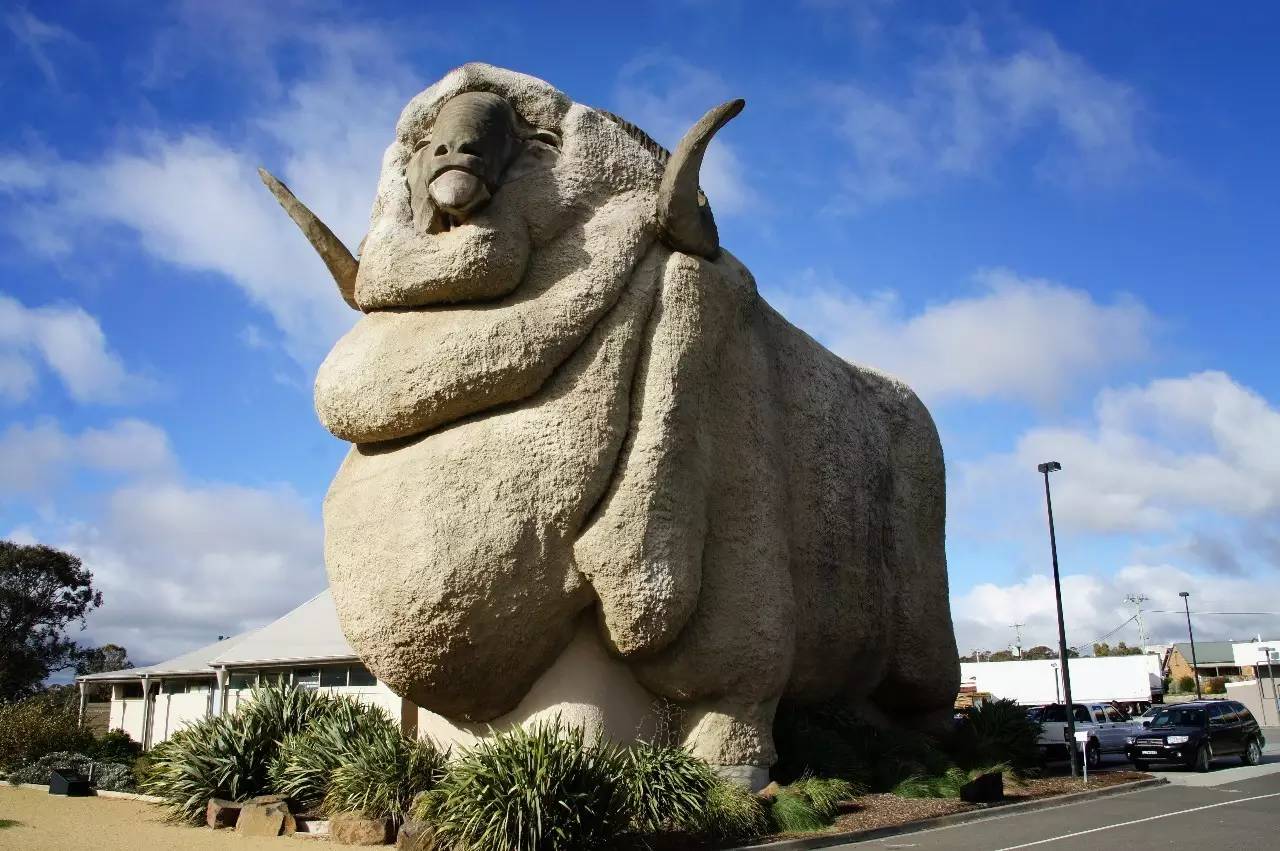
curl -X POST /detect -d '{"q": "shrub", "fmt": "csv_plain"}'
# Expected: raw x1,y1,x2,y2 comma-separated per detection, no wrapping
1177,676,1196,693
892,763,1009,799
952,699,1041,771
325,731,445,825
619,742,720,834
144,684,348,822
4,751,135,791
0,693,94,769
90,730,142,763
769,776,856,833
771,701,950,791
269,699,395,809
424,719,630,851
1205,676,1227,695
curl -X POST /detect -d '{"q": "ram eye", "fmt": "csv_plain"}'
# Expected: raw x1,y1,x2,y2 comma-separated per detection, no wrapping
527,129,561,150
413,136,432,153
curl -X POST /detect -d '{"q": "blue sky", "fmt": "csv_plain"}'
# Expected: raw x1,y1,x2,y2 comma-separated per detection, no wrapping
2,1,1278,665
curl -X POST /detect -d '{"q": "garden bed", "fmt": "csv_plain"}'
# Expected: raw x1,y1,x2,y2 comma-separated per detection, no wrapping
744,770,1154,845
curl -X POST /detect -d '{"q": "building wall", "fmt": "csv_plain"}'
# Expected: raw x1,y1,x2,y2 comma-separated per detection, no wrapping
1225,677,1280,727
150,691,213,745
110,697,147,743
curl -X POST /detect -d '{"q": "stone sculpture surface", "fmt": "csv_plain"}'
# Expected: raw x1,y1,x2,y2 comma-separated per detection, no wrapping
261,63,959,787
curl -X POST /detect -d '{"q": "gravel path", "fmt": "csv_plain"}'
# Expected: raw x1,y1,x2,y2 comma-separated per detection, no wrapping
0,786,306,850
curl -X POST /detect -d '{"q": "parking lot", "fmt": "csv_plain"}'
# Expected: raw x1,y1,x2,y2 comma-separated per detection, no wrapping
833,729,1280,849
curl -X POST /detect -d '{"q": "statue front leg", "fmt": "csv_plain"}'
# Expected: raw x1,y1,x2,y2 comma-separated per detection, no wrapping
682,696,780,790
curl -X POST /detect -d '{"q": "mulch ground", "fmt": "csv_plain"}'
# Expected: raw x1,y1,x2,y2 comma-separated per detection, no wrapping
821,770,1150,838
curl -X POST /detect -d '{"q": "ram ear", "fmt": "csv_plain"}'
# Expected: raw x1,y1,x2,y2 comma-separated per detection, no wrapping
258,168,360,310
656,99,744,259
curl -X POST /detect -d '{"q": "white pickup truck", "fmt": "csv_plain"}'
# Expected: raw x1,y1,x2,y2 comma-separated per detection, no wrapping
1028,702,1146,768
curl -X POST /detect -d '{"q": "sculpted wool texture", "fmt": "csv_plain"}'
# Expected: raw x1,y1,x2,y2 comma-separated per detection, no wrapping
263,63,959,782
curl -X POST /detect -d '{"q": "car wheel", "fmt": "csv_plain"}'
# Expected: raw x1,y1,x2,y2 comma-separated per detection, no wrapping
1241,738,1262,767
1132,759,1149,771
1086,740,1101,770
1193,743,1212,773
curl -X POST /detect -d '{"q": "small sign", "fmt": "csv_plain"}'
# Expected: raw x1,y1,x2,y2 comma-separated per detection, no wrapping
1074,731,1091,743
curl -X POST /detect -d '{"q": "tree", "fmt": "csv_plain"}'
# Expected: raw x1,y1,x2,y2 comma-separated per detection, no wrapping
0,541,102,701
1022,645,1057,660
1094,641,1143,657
76,643,132,676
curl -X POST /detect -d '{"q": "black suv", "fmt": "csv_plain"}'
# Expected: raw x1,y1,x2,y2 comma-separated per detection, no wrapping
1124,700,1266,772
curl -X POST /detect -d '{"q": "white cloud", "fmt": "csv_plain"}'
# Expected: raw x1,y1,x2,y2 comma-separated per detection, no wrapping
953,563,1280,654
963,371,1280,538
66,479,325,664
768,267,1152,405
828,21,1155,206
5,415,322,663
0,418,173,495
0,294,149,404
613,54,758,217
1,20,416,365
4,7,81,87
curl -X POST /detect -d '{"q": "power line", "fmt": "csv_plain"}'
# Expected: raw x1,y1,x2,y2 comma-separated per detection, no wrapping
1147,610,1280,616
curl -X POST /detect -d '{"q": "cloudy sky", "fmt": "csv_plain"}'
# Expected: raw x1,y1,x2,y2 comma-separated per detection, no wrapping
3,1,1278,666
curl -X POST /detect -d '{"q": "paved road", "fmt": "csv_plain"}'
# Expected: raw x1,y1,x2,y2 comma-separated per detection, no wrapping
835,734,1280,850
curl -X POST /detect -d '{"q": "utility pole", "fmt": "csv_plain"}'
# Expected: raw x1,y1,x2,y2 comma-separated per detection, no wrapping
1011,623,1026,658
1125,594,1150,649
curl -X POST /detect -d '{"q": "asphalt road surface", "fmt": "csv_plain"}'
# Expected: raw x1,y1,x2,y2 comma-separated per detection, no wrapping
838,733,1280,850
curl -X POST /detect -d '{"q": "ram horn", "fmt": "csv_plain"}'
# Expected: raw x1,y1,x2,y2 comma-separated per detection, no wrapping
258,168,360,310
656,99,745,259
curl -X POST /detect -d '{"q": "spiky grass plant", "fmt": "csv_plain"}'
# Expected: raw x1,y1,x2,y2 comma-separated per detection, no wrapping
698,779,771,841
143,684,347,822
423,719,630,851
268,699,395,810
620,741,720,834
957,699,1042,771
769,776,857,833
325,731,445,825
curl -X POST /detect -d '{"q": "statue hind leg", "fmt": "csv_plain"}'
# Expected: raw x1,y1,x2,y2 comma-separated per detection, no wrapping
868,389,959,736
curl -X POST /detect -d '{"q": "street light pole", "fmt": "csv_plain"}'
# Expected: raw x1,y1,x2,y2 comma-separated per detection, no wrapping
1179,592,1202,700
1039,460,1078,778
1258,648,1273,726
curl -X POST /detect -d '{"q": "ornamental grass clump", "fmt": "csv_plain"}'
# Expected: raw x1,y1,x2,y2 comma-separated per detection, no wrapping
423,719,630,851
268,698,395,810
620,741,720,834
324,729,445,825
143,684,346,822
952,698,1041,771
769,776,856,833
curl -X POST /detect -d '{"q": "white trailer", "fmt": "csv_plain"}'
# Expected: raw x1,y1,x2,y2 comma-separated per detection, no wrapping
960,655,1162,706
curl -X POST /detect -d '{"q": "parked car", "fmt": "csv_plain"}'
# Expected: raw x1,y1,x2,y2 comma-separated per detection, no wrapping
1036,702,1144,769
1124,700,1266,772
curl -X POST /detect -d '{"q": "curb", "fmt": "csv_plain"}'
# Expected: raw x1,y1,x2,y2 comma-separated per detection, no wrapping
729,777,1170,850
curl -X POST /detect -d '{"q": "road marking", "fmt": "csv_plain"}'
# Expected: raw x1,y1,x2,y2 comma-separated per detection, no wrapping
991,791,1280,850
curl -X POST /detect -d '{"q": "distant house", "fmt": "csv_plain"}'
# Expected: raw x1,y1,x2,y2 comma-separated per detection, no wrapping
1164,641,1242,684
76,590,416,749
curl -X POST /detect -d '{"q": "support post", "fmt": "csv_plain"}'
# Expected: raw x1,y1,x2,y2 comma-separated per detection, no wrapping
77,681,87,728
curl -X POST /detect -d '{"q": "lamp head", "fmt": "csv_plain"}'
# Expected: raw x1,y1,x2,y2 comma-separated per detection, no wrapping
1179,591,1190,598
1037,461,1062,474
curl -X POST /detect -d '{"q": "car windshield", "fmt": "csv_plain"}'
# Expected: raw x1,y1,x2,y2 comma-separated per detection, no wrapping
1041,705,1090,723
1152,707,1205,727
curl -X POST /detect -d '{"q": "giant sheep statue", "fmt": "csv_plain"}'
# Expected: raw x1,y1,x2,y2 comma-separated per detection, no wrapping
261,63,959,787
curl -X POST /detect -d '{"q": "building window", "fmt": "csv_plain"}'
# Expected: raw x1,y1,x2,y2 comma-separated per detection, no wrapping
294,669,320,689
348,663,376,687
320,666,348,687
187,680,211,693
228,672,257,690
163,679,188,694
119,682,143,699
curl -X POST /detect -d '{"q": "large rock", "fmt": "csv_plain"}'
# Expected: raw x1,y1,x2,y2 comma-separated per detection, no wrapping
396,820,441,850
264,62,959,780
331,812,393,845
205,798,240,829
235,799,296,837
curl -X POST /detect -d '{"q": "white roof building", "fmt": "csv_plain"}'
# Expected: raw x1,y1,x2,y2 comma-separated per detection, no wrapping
76,590,413,749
